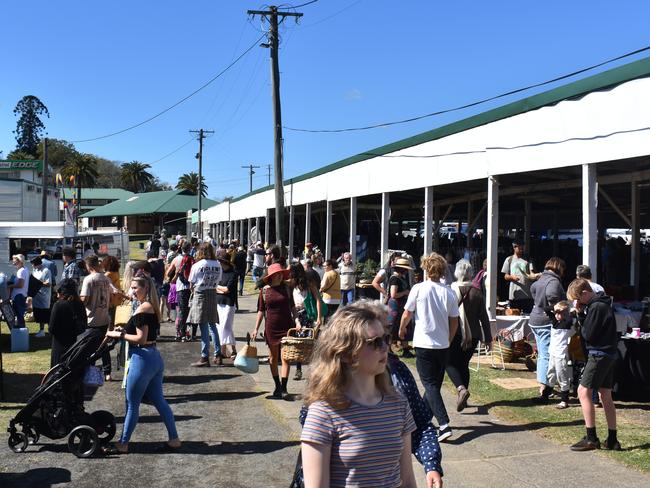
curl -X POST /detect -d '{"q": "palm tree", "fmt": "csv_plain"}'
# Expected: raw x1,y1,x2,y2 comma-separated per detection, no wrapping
176,171,207,197
61,153,99,224
120,161,154,193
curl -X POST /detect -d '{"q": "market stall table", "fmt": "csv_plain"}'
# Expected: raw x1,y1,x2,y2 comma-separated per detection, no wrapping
615,333,650,401
494,315,532,341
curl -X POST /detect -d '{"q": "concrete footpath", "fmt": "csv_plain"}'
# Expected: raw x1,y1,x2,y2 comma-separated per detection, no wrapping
236,294,650,488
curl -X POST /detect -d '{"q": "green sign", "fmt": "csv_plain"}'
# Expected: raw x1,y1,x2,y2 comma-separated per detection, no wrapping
0,160,43,171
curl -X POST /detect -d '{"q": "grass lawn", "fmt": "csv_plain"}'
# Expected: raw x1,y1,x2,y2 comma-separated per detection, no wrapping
1,321,53,432
402,354,650,474
129,239,148,261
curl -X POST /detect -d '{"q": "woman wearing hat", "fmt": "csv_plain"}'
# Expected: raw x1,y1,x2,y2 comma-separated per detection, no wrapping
216,250,238,362
251,263,298,399
49,278,87,366
388,257,413,357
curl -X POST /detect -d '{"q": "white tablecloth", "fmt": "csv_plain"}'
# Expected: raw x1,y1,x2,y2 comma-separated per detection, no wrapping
614,310,642,334
494,315,531,341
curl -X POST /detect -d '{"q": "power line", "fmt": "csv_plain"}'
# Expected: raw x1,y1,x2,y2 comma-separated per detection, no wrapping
151,137,195,164
282,0,318,9
71,33,265,143
283,45,650,133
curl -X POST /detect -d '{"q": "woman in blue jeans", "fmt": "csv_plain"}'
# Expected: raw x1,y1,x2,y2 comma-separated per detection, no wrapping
529,257,567,403
104,276,180,454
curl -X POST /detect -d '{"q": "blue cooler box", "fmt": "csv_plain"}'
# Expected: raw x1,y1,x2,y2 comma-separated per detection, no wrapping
11,327,29,352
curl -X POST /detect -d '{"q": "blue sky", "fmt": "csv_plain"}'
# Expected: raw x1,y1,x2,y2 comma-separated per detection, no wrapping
2,1,649,200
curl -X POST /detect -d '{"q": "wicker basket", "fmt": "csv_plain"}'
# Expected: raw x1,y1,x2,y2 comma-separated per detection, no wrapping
492,337,515,363
281,327,319,365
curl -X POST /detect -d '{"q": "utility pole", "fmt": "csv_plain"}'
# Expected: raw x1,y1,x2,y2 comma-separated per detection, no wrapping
241,164,260,193
41,137,49,221
266,164,272,186
248,5,302,247
189,128,214,240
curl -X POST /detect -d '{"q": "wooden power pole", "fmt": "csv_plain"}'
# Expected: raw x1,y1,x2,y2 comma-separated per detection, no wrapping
247,5,302,247
241,164,260,193
41,137,49,221
190,128,214,240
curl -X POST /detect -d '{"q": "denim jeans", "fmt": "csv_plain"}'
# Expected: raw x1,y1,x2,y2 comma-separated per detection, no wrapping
531,325,552,385
415,347,450,426
340,289,355,306
12,294,26,328
199,323,220,358
121,347,178,443
252,266,264,284
238,272,245,295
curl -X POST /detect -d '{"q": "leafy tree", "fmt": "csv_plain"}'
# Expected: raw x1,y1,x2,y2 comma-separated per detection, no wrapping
61,154,99,218
120,161,154,193
176,171,207,197
36,138,79,168
6,149,35,160
13,95,49,156
151,176,173,191
94,157,123,188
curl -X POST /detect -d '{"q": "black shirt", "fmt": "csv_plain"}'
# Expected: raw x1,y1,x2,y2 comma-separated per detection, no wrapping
125,312,159,342
215,270,238,306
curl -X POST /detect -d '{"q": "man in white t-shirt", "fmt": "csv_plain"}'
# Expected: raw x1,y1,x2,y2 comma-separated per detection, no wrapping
575,265,605,294
8,254,29,328
399,252,459,443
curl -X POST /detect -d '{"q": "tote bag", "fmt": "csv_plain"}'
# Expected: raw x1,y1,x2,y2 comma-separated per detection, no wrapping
234,333,259,374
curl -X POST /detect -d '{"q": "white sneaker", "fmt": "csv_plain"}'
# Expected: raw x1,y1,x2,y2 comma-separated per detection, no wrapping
35,330,46,338
437,426,453,442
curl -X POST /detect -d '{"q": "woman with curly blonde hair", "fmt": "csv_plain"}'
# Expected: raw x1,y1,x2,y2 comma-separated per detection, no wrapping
301,301,417,488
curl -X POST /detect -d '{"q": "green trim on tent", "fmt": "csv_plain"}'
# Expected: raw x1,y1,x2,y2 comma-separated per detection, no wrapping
232,55,650,204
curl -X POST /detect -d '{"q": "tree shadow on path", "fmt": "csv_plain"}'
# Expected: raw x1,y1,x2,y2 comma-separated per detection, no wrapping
0,467,71,488
164,374,238,385
445,418,584,444
165,390,264,404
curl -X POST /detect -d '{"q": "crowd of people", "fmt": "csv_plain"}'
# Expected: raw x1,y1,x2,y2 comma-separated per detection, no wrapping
1,229,624,486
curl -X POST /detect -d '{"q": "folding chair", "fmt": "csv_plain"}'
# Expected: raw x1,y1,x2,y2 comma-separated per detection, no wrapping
470,340,505,371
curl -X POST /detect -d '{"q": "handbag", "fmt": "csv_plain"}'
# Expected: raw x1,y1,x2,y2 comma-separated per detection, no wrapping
234,332,259,374
27,274,43,298
83,365,104,387
304,290,327,322
114,302,132,328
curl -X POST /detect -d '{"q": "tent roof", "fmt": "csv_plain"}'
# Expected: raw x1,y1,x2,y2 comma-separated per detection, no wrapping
79,188,134,200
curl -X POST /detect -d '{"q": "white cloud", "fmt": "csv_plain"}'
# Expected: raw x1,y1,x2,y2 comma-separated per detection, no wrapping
344,88,362,101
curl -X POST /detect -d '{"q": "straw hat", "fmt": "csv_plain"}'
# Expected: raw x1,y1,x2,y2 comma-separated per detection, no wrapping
263,263,290,284
393,258,414,270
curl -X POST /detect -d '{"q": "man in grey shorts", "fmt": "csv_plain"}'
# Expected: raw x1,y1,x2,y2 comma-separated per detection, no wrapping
566,278,620,452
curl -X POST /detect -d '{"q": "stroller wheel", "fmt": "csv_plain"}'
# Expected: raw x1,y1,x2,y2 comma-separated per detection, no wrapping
8,432,29,453
25,426,40,445
68,425,99,458
90,410,116,444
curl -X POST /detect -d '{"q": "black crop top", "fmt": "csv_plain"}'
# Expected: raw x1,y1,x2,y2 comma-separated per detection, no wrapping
125,312,159,342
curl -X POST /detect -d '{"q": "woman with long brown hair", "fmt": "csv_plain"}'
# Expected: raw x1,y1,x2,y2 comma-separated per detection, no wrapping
49,278,87,366
301,301,417,487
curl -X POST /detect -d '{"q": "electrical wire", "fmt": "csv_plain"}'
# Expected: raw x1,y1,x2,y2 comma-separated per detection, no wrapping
300,0,363,28
150,137,195,164
71,33,266,143
283,45,650,133
282,0,318,9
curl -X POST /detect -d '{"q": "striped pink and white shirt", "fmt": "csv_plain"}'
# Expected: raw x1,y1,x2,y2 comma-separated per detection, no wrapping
301,394,416,487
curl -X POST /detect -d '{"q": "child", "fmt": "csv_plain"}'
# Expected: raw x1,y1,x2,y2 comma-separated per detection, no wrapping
545,300,576,409
566,278,620,452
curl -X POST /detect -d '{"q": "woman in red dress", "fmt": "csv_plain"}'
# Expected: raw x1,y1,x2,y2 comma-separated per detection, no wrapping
251,263,299,399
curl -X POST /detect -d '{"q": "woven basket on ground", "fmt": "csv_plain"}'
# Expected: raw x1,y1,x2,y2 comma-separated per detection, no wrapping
493,337,515,363
281,326,319,365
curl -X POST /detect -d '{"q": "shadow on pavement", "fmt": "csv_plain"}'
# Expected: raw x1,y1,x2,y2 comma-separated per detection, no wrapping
166,391,264,404
0,467,72,488
446,418,584,444
164,374,238,384
120,439,300,455
113,414,202,423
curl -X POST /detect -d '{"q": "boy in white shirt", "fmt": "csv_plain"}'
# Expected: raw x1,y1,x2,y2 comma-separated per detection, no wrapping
544,300,576,409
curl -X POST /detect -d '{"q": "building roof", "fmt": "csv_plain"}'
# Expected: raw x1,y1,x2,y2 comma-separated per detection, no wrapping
79,188,134,200
81,189,217,217
232,55,650,204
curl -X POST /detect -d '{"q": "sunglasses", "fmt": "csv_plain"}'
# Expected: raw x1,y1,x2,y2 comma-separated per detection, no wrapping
364,334,391,350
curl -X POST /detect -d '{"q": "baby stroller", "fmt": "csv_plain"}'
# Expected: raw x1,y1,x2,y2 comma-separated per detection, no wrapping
7,333,117,458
